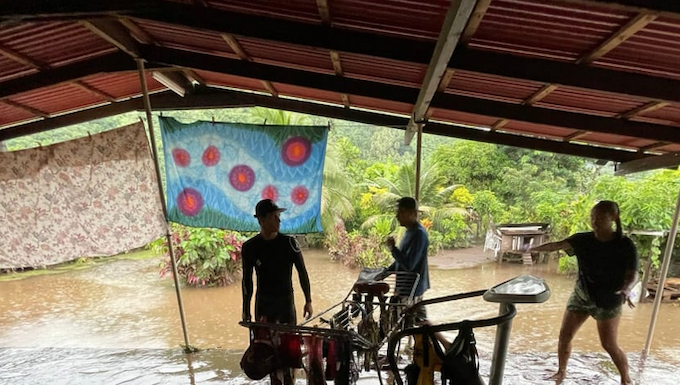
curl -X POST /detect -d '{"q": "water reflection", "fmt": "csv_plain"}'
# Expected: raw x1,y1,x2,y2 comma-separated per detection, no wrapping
1,249,679,384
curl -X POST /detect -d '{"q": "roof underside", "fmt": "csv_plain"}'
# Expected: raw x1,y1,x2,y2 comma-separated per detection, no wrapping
1,0,680,162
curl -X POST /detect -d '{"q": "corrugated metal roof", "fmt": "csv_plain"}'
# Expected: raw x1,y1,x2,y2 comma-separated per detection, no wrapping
469,0,633,61
195,70,269,93
0,22,115,69
0,102,36,127
8,83,105,115
206,0,321,24
447,71,543,103
82,72,165,100
134,19,237,58
537,87,645,116
595,16,680,80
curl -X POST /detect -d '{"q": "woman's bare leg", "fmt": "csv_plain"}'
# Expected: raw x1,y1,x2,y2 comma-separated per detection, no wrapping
597,315,631,384
549,310,589,382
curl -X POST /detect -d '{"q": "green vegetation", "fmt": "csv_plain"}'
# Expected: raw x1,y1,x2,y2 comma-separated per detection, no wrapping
5,107,680,283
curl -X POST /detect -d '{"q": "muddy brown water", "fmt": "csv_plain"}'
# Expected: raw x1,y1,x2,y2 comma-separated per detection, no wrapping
1,249,679,384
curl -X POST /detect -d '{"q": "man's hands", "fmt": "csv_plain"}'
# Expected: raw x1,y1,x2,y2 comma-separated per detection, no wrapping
303,301,313,320
386,236,396,250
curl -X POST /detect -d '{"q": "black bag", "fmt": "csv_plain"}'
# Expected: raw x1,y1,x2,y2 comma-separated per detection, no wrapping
439,322,484,385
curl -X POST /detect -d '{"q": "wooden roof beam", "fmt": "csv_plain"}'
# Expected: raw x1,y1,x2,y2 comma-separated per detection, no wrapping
406,0,477,145
523,84,558,106
618,101,669,119
261,81,278,98
563,130,590,142
118,17,158,45
437,69,455,92
330,51,343,76
341,94,350,108
0,44,47,70
2,99,49,118
144,46,680,144
316,0,331,26
578,12,658,65
490,119,508,131
221,34,251,61
72,80,117,102
82,18,143,59
460,0,492,44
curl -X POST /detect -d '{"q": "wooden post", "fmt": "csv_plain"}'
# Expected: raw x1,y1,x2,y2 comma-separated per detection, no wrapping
414,122,423,201
136,58,193,352
643,183,680,356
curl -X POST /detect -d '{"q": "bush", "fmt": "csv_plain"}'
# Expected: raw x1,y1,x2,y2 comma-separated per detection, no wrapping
440,214,473,248
427,230,444,257
326,223,391,268
557,254,578,276
157,224,245,287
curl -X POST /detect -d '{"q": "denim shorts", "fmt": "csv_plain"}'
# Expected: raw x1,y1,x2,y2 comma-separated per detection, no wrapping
566,285,621,321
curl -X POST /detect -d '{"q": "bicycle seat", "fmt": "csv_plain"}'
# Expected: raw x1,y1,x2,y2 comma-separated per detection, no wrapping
353,281,390,296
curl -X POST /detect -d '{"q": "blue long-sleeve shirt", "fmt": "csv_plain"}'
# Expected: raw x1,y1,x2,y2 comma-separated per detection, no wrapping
386,222,430,297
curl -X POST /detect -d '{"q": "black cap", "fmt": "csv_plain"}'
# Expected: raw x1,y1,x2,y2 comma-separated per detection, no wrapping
396,197,418,211
254,199,287,218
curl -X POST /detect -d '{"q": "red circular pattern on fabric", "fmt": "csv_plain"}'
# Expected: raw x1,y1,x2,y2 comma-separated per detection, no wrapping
291,186,309,205
262,184,278,201
229,165,256,191
281,137,311,166
177,188,203,217
202,145,221,166
172,148,191,167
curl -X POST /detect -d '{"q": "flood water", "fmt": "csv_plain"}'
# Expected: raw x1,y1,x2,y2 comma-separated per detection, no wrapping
1,249,679,384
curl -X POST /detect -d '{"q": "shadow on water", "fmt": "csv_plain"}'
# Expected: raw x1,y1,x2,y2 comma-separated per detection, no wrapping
1,249,679,384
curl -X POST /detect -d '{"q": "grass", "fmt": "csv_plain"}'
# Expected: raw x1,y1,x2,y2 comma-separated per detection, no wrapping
0,249,161,282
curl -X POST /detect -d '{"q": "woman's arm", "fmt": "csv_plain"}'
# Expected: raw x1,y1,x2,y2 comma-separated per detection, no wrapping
529,239,572,253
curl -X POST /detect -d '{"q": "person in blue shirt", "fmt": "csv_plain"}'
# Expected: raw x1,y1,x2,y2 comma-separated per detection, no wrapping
382,197,430,320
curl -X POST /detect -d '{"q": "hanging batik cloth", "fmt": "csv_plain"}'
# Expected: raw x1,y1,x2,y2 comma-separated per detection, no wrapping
0,122,166,269
159,117,328,233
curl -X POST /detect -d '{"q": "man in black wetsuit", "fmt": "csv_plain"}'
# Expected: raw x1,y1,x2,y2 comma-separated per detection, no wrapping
241,199,313,385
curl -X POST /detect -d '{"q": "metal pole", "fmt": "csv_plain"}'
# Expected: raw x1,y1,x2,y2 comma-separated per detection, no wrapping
414,123,423,201
136,58,192,351
489,302,514,385
643,182,680,355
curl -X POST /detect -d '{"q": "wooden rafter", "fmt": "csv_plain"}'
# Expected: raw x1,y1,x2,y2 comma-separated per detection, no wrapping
184,70,206,86
72,80,117,102
437,69,455,92
0,44,47,70
221,34,251,61
490,119,508,131
563,130,589,142
406,0,477,144
460,0,492,44
578,12,658,65
2,99,49,117
261,81,278,97
618,101,669,119
523,84,558,105
330,51,343,76
81,19,142,58
118,17,157,45
341,94,350,108
316,0,331,25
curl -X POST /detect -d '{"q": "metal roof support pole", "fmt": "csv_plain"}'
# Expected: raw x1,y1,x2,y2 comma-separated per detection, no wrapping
136,58,193,352
643,181,680,356
414,122,423,202
404,0,477,145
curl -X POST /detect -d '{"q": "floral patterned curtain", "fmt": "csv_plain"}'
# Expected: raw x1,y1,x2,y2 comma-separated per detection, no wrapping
0,122,166,269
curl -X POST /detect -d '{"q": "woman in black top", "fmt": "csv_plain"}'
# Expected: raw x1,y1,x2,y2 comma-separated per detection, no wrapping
531,201,637,385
